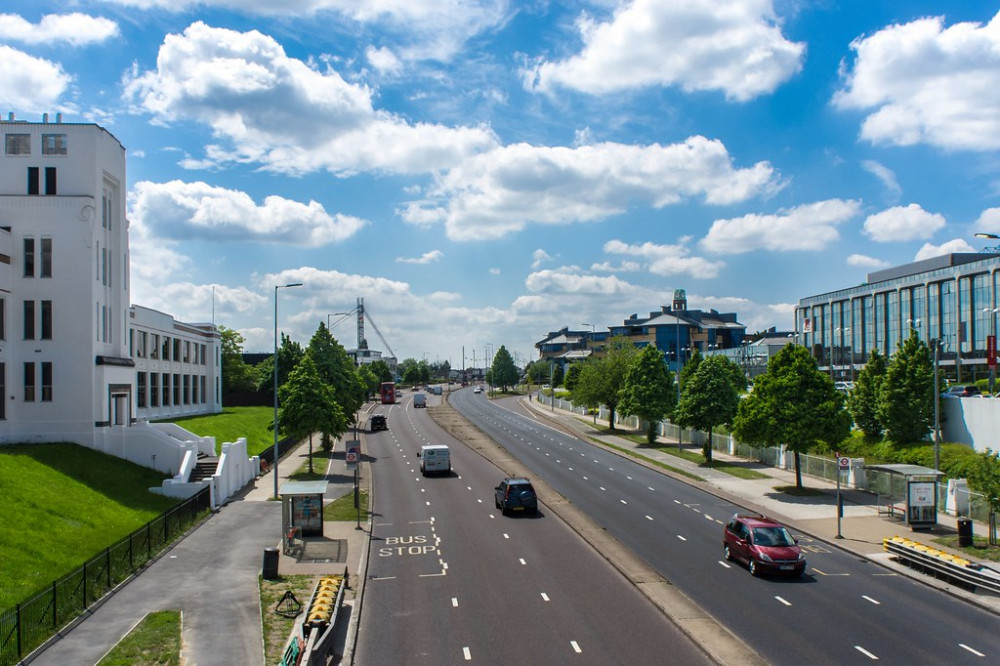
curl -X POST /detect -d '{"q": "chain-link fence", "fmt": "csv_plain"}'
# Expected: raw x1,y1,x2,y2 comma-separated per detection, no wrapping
0,487,211,666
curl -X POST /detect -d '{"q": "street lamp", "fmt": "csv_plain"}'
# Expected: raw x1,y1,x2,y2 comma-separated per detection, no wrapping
975,232,1000,254
273,282,303,499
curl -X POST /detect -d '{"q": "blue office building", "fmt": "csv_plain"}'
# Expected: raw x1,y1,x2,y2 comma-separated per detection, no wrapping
795,253,1000,383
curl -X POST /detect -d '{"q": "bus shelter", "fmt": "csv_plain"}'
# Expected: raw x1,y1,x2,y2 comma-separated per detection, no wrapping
869,464,943,530
279,480,329,553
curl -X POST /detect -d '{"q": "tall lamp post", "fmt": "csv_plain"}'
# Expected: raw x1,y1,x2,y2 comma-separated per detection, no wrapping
985,307,999,394
273,282,303,499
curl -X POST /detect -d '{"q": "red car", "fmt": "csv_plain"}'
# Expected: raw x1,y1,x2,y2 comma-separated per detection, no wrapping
723,514,806,577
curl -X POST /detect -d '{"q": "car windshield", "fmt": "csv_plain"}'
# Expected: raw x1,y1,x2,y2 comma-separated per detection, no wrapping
752,526,795,547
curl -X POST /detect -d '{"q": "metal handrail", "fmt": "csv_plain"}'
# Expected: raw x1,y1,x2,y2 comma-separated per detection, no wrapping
883,537,1000,594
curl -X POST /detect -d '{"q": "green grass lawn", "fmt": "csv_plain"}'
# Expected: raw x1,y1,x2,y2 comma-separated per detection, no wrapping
96,610,181,666
165,406,277,457
0,443,178,610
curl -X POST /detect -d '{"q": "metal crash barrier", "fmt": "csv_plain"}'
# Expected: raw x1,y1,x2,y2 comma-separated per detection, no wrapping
279,568,348,666
883,536,1000,594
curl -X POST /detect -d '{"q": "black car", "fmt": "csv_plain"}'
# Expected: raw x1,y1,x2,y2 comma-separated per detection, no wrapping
369,414,387,432
941,385,981,398
495,478,538,515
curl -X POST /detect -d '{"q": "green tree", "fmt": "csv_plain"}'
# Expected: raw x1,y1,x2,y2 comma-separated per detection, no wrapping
307,323,365,426
490,346,520,392
618,345,677,443
849,348,886,438
968,449,1000,521
733,344,851,489
278,356,346,474
679,347,703,394
357,364,378,401
219,325,256,392
573,336,638,430
674,355,742,463
878,330,934,443
564,363,582,392
528,361,552,384
257,333,305,399
551,364,565,388
368,360,393,384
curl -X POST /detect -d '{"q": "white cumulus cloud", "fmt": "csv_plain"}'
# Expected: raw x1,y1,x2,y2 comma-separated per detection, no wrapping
130,180,368,246
863,203,945,242
914,238,976,261
847,254,890,269
835,12,1000,150
525,0,804,101
404,136,779,241
0,13,118,46
603,239,725,279
700,199,861,254
396,250,444,264
123,22,498,175
0,46,71,112
861,160,901,199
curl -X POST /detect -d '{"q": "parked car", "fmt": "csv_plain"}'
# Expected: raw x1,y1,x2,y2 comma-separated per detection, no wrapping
495,477,538,515
941,385,981,398
369,414,387,432
723,514,806,577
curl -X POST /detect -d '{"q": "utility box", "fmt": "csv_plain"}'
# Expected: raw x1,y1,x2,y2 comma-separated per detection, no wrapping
946,478,970,517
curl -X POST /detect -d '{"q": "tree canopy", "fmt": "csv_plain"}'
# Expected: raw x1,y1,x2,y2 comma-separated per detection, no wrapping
732,344,851,488
490,346,520,392
618,345,677,443
573,336,638,429
674,355,741,463
878,329,934,443
219,325,256,393
848,348,886,438
307,323,365,424
278,355,346,473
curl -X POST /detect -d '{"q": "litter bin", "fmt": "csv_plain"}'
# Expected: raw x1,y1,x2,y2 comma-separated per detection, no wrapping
262,546,280,580
957,518,973,547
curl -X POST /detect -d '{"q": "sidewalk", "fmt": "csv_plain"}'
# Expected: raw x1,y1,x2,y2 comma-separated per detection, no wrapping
519,396,1000,614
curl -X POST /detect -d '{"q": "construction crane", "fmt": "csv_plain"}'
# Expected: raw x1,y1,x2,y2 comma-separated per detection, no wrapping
329,297,397,362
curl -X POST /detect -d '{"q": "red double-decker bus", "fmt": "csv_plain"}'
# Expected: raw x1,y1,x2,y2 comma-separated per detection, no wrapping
380,382,396,404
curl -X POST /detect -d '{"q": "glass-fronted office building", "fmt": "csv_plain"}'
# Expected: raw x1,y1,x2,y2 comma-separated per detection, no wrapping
795,253,1000,383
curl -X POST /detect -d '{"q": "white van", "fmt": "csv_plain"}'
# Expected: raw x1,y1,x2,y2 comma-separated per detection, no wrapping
413,393,426,408
419,445,451,476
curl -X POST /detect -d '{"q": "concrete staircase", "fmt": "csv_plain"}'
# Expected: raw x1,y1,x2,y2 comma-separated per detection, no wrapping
188,453,219,483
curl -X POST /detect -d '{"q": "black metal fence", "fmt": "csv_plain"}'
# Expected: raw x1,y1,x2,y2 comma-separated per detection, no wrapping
0,487,211,666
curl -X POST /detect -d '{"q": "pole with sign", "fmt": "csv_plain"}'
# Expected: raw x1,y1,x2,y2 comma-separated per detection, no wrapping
836,454,849,539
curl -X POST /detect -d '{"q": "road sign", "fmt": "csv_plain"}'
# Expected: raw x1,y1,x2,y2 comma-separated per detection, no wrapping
838,456,849,469
346,441,360,469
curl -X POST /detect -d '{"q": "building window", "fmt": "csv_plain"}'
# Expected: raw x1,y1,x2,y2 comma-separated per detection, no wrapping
137,372,147,408
44,167,56,195
0,363,5,419
183,374,190,404
201,376,207,404
173,338,181,362
23,362,34,402
150,372,159,407
162,372,170,406
0,297,5,340
173,373,181,405
40,300,51,340
5,134,29,155
41,362,52,402
41,133,66,155
184,341,190,363
162,336,171,361
27,167,39,195
200,344,207,365
192,374,198,404
23,238,34,277
101,247,107,286
151,334,159,359
23,300,34,340
40,238,51,277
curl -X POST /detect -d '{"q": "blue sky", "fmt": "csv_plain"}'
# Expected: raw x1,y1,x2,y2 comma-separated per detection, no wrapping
3,1,1000,368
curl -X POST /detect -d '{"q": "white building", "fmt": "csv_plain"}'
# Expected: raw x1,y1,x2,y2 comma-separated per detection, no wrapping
0,116,230,488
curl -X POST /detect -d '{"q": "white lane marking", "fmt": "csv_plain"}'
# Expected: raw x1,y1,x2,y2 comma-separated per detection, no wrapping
959,644,985,657
620,499,628,505
704,514,714,521
519,558,526,566
477,499,482,503
648,486,655,491
719,561,731,569
568,467,574,471
862,595,881,605
541,592,550,601
463,647,472,660
775,596,791,607
645,515,654,521
452,598,458,607
582,476,589,481
503,533,510,539
673,499,682,504
627,476,633,480
599,486,606,491
570,641,582,654
677,535,687,541
421,488,426,493
426,501,431,506
854,646,879,660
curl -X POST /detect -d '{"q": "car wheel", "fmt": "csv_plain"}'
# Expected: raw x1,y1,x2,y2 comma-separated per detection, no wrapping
724,545,733,562
748,559,759,577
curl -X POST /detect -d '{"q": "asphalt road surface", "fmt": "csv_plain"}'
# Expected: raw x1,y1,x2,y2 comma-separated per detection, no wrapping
354,389,712,665
449,388,1000,665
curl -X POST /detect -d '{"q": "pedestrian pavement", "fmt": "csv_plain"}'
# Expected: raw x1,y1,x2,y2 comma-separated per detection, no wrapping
27,434,369,666
517,395,1000,614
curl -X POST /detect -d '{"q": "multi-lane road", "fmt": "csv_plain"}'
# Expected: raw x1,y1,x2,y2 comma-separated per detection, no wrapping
354,389,712,665
447,387,1000,664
